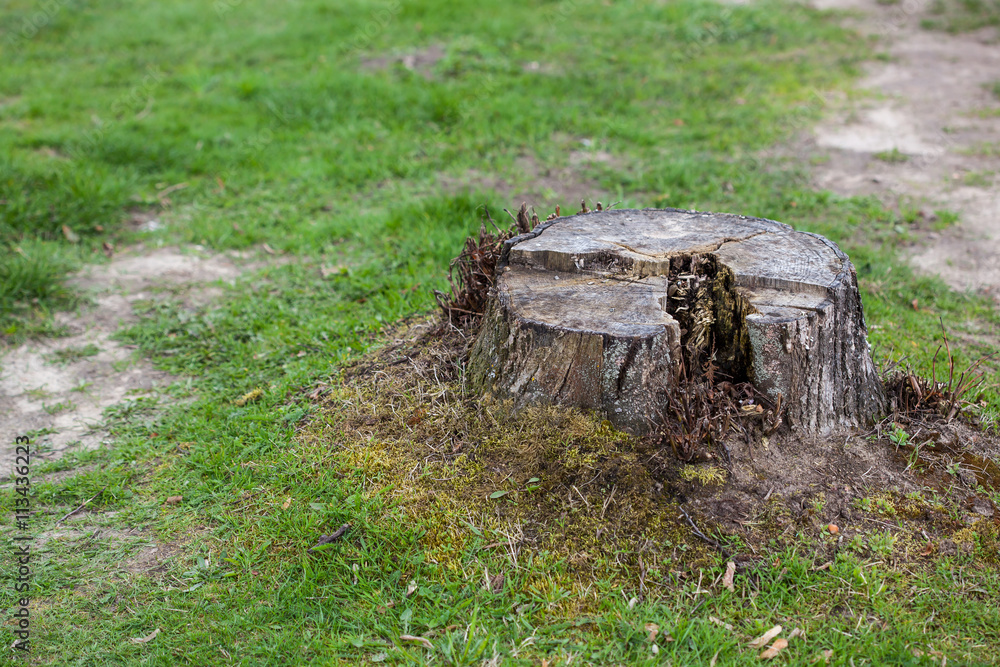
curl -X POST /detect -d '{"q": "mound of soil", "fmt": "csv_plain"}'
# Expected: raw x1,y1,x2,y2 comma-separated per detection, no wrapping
301,319,1000,593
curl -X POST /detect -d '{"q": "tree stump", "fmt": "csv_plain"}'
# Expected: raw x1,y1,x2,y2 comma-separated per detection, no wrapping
467,208,886,435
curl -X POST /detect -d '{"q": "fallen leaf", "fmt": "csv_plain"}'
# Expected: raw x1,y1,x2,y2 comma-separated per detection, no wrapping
823,649,834,663
489,490,509,500
788,628,803,640
406,407,426,426
760,638,789,659
262,243,277,255
828,524,839,535
406,580,418,597
62,224,80,243
723,561,736,592
663,634,675,642
282,497,292,510
911,299,919,310
812,561,833,571
486,571,504,594
644,622,659,642
710,649,720,667
651,643,659,655
400,635,433,650
165,496,183,504
103,241,115,257
748,625,783,650
709,616,734,631
920,542,934,556
130,628,161,644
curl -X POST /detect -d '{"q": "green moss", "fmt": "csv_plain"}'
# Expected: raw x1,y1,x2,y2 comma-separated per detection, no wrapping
300,323,715,596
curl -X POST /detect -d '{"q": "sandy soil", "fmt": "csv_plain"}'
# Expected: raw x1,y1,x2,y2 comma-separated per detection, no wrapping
0,245,254,466
804,0,1000,298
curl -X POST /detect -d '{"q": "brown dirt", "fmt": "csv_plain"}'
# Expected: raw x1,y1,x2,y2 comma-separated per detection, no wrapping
0,244,262,469
361,44,446,80
802,0,1000,299
35,509,184,579
441,150,620,214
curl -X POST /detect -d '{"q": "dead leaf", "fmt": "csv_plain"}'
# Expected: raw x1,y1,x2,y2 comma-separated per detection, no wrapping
748,625,783,650
823,649,834,663
400,634,433,650
760,638,789,659
710,649,720,667
812,561,833,571
920,542,934,556
282,497,292,510
644,622,658,642
911,299,919,310
102,241,114,257
61,224,80,243
130,628,161,644
709,616,734,631
788,628,803,641
165,496,183,504
407,407,427,426
262,243,277,255
723,561,736,592
406,580,418,597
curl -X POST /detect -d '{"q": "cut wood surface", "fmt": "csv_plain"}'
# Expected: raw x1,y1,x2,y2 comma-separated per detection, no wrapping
468,208,886,434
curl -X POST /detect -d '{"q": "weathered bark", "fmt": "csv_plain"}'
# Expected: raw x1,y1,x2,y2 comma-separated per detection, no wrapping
467,208,886,435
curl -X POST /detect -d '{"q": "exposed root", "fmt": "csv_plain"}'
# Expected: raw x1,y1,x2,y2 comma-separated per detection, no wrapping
883,327,995,424
434,203,544,332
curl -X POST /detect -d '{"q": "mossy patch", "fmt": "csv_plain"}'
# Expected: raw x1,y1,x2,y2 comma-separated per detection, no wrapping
299,321,717,602
300,319,1000,608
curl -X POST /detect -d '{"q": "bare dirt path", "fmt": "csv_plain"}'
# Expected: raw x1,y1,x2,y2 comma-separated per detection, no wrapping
804,0,1000,299
0,245,255,469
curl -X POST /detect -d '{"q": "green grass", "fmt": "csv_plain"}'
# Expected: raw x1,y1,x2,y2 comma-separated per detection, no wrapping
46,343,101,364
874,147,909,163
1,0,999,664
921,0,1000,32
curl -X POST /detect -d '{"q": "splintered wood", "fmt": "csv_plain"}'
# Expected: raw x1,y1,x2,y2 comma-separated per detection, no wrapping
468,208,885,435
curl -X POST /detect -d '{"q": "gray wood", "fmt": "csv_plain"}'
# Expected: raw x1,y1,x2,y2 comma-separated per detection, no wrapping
468,208,885,435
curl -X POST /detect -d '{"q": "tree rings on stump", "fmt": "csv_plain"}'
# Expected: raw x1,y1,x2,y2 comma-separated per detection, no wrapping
467,208,885,435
